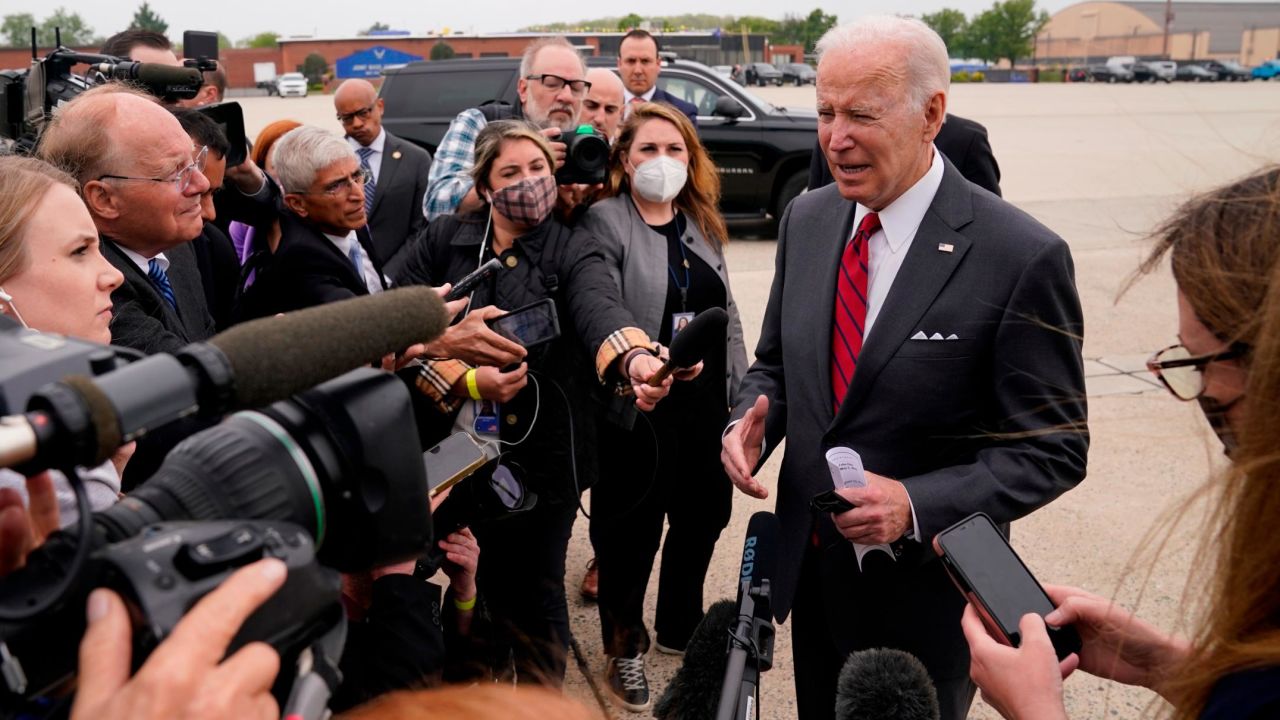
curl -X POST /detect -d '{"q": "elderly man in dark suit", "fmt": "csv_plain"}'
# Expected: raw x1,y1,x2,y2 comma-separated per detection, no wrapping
37,84,216,355
618,29,699,125
334,79,432,279
237,126,388,320
720,16,1088,720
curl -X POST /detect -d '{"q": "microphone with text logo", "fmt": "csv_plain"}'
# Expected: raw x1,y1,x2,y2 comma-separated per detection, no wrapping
835,648,941,720
715,511,779,720
646,307,729,386
0,286,449,474
654,599,738,719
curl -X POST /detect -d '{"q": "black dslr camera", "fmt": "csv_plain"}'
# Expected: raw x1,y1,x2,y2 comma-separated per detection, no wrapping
554,124,610,185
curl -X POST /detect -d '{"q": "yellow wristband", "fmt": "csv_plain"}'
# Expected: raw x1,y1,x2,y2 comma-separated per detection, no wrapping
453,594,477,611
465,369,482,400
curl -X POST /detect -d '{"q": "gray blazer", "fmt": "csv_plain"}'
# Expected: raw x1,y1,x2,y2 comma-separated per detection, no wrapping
576,195,748,399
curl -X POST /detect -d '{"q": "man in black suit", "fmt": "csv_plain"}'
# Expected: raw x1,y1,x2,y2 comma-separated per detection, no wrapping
335,79,432,279
618,30,699,125
720,16,1088,720
37,84,216,355
237,126,388,320
808,113,1002,196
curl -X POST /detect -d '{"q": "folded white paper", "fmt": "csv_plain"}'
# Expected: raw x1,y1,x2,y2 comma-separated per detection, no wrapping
824,447,895,570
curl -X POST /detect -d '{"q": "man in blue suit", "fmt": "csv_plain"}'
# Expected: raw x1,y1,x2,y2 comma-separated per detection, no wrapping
617,30,699,126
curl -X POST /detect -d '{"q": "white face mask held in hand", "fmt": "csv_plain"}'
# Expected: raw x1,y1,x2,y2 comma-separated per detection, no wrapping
632,156,689,204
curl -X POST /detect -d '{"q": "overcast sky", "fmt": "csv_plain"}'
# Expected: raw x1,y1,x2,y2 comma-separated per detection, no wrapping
2,0,1103,42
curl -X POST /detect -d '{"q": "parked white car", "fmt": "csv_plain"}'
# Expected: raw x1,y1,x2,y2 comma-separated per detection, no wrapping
276,72,308,98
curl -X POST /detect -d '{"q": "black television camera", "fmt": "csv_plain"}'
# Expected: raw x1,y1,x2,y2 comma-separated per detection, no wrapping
0,28,216,153
554,124,610,185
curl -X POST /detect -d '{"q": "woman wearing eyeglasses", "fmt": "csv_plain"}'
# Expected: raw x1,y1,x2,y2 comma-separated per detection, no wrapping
961,167,1280,720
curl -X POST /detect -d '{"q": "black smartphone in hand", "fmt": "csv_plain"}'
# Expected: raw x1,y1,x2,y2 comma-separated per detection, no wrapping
934,512,1082,661
810,489,856,514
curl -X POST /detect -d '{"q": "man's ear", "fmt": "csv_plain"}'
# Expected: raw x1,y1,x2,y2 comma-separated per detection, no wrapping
196,85,219,106
283,193,308,217
923,91,947,144
82,180,121,220
516,77,529,106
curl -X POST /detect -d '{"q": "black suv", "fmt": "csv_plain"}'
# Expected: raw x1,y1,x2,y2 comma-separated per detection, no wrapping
378,56,816,224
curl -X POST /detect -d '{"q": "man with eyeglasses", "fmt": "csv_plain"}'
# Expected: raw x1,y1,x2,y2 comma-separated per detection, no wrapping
37,83,216,356
334,79,432,279
237,126,389,321
424,36,589,221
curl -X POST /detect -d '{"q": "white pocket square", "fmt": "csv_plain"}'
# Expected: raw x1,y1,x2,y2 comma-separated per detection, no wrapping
911,331,962,341
911,331,927,340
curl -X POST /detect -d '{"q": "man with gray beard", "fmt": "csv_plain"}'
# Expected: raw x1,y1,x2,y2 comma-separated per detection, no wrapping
423,36,589,220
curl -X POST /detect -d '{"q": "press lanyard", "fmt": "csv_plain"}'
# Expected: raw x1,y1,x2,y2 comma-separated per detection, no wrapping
665,215,690,312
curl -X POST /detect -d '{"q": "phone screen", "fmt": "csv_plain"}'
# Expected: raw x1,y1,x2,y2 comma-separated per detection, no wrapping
489,300,559,348
423,433,489,497
937,514,1079,659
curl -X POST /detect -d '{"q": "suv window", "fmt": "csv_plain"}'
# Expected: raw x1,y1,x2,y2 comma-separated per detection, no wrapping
382,69,513,117
656,75,726,117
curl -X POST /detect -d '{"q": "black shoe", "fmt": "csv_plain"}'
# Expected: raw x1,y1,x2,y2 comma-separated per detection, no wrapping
605,654,651,712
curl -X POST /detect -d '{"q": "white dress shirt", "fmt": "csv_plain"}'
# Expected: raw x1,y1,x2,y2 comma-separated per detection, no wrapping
623,86,657,104
348,127,386,185
324,230,384,295
855,146,945,341
117,245,168,275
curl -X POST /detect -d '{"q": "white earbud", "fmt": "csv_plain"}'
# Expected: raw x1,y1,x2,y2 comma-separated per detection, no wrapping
0,286,26,327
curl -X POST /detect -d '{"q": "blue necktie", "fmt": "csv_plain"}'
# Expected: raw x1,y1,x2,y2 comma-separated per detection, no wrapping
147,258,178,311
348,241,374,293
357,146,376,216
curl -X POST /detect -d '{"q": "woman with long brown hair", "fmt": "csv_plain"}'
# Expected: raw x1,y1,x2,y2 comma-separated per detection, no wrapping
573,101,748,711
961,166,1280,719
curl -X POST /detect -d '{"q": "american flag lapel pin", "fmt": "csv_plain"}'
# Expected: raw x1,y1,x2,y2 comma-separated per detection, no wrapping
938,243,954,253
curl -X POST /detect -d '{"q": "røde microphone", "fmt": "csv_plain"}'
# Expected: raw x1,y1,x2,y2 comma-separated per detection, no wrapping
655,599,737,719
647,306,728,386
0,287,449,473
716,511,779,720
93,61,204,96
835,648,940,720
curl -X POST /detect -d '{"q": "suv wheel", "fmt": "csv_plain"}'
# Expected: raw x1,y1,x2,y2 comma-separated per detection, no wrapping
771,170,808,231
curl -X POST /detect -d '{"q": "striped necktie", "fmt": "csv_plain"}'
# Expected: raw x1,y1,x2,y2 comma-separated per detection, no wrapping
356,146,376,216
831,212,880,411
147,258,178,312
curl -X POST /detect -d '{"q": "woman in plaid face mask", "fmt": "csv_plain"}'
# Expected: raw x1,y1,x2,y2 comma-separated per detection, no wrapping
393,120,681,686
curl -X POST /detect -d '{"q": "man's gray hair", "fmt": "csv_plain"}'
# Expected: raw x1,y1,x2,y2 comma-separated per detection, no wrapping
519,36,586,80
271,126,355,193
815,15,950,111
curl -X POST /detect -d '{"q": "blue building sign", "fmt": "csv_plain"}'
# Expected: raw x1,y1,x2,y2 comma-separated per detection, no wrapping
336,46,424,79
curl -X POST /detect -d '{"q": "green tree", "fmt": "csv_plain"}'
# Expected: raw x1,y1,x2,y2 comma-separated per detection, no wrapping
241,31,279,49
963,10,1000,63
921,8,969,57
1,13,37,47
616,13,643,31
430,40,456,60
217,32,232,49
40,8,94,47
300,52,328,84
130,2,167,33
358,22,390,36
970,0,1049,65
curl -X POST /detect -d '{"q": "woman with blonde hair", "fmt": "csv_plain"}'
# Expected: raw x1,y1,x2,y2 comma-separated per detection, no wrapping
0,156,127,551
574,101,748,711
962,166,1280,719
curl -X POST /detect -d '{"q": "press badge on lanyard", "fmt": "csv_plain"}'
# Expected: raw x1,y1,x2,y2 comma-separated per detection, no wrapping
474,399,500,438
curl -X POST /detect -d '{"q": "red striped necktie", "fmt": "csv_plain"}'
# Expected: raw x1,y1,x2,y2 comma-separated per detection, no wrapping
831,212,880,411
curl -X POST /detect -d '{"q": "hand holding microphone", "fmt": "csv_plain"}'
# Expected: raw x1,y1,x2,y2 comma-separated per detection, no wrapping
646,307,727,386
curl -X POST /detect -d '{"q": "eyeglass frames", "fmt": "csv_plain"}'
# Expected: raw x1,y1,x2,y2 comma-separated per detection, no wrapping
1146,343,1247,401
98,145,209,194
525,73,592,95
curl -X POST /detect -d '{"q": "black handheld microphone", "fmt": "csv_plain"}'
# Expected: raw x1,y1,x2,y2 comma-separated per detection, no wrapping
655,599,738,719
716,511,779,720
835,648,940,720
647,307,728,386
93,61,205,99
0,287,450,473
